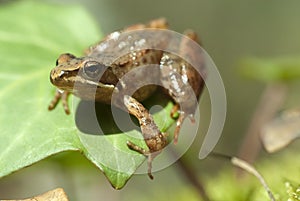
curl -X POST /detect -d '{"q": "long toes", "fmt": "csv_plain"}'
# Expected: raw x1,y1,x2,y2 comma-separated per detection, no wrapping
48,90,62,111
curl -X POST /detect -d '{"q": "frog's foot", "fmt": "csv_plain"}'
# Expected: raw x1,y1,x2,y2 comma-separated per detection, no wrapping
48,90,70,114
127,141,156,180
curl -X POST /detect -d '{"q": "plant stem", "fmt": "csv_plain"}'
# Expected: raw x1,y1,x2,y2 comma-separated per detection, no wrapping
169,148,211,201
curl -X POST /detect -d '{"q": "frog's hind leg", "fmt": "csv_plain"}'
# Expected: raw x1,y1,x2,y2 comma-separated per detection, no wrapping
160,30,205,144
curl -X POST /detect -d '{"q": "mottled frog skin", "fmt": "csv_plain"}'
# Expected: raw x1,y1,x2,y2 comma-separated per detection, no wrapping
49,18,205,179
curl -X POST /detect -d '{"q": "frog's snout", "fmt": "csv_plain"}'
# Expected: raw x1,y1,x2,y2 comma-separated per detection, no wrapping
50,68,58,85
50,67,73,90
50,68,64,85
50,69,55,84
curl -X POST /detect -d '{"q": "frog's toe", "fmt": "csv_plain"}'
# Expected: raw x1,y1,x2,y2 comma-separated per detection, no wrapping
174,112,186,144
147,155,154,180
61,91,70,114
48,89,62,111
127,140,149,155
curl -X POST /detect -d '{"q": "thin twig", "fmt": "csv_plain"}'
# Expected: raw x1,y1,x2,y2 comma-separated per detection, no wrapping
211,153,275,201
231,157,276,201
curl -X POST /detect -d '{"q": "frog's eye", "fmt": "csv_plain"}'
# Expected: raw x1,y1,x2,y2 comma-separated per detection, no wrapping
83,61,106,80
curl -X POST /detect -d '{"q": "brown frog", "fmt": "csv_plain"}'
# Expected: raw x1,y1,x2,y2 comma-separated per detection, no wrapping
48,18,205,179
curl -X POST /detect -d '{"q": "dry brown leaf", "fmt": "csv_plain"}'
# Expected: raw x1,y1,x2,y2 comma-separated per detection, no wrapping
261,109,300,153
1,188,69,201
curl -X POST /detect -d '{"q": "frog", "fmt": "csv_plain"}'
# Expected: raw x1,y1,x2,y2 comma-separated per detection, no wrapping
48,18,205,179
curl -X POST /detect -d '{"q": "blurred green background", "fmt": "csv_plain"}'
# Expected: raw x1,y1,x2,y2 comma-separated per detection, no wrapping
0,0,299,200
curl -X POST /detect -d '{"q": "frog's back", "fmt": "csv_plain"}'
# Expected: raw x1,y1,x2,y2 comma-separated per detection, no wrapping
86,19,170,102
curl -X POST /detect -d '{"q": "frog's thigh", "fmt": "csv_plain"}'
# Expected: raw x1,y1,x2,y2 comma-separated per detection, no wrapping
159,31,200,143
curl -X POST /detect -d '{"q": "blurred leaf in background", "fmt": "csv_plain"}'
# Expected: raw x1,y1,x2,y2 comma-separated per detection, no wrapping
239,56,300,82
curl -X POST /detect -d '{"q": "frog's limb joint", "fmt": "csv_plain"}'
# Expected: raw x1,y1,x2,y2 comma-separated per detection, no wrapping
48,90,70,115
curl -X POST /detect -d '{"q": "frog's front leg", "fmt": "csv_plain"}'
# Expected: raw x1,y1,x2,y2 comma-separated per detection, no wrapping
160,30,205,144
48,90,70,114
123,95,168,179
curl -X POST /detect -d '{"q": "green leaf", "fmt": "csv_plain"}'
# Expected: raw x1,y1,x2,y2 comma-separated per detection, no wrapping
238,56,300,82
0,1,175,189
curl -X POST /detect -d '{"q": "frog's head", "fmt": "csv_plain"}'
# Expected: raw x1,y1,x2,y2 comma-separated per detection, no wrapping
50,53,118,92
